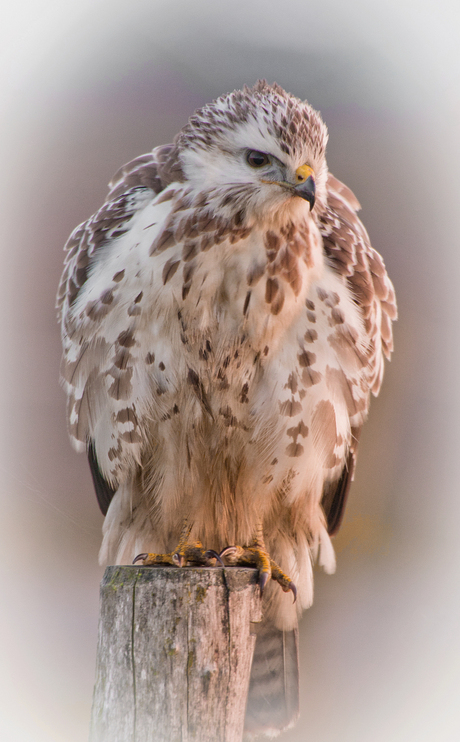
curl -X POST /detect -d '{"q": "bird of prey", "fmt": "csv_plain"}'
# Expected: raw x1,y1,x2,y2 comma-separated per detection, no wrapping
57,81,396,736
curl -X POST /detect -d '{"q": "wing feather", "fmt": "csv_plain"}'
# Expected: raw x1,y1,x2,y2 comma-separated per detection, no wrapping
320,172,397,395
57,146,180,502
317,174,397,534
88,440,117,515
321,426,361,535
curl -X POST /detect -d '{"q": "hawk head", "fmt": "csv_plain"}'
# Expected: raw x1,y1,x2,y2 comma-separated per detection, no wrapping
176,80,329,224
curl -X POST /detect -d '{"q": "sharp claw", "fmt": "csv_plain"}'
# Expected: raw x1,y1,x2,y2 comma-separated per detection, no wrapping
289,581,297,603
172,553,185,567
204,549,225,567
259,570,270,597
133,553,148,565
219,546,237,559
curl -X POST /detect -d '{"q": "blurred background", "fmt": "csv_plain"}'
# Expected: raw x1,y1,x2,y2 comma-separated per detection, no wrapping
1,1,459,740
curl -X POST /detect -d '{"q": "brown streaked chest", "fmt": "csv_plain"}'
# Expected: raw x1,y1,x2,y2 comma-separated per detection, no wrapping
176,216,325,353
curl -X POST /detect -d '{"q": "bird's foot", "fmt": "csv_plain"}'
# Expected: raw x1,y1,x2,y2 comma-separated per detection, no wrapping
219,544,297,601
133,542,223,568
133,518,224,568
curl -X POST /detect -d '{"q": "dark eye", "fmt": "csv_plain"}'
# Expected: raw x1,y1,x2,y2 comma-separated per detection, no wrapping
246,150,270,168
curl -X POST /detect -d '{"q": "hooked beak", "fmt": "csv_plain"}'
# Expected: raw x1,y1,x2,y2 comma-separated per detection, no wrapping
294,175,316,210
261,164,316,210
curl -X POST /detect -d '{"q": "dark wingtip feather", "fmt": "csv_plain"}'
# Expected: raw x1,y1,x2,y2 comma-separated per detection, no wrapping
322,426,362,536
87,440,116,515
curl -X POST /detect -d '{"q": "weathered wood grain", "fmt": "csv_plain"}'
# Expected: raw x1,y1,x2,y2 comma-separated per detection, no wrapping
90,565,262,742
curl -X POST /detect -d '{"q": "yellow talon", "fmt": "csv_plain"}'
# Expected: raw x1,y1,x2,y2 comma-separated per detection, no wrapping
133,520,223,568
219,524,297,601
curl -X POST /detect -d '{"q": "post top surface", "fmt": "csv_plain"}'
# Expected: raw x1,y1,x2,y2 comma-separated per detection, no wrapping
102,564,260,593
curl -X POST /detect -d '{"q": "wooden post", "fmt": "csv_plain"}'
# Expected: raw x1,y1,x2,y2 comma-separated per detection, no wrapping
90,565,262,742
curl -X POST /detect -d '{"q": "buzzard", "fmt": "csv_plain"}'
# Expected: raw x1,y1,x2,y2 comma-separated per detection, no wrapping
57,81,396,735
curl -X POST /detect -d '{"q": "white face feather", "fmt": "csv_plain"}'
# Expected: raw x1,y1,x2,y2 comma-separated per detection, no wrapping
180,122,327,224
178,83,329,222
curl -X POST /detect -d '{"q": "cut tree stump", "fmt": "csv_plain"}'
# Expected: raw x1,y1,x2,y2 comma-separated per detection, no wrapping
90,565,262,742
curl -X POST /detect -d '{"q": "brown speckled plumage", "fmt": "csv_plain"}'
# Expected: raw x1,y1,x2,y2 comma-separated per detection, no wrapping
57,81,396,738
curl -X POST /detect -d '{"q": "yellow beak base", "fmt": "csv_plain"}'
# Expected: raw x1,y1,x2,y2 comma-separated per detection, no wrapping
295,164,315,184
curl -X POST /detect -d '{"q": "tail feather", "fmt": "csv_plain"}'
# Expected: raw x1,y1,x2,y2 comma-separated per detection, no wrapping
244,620,299,738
